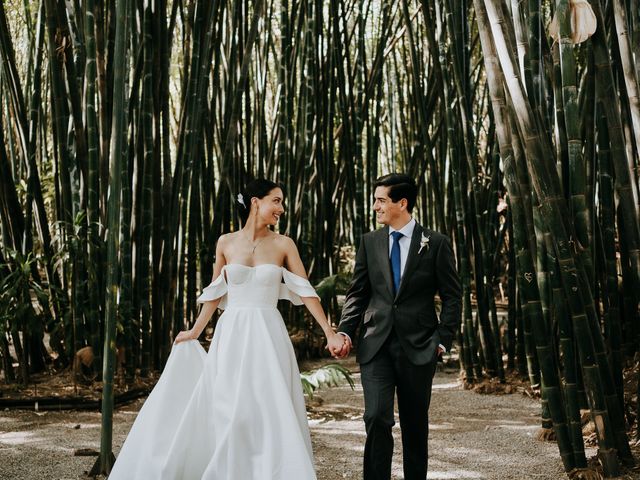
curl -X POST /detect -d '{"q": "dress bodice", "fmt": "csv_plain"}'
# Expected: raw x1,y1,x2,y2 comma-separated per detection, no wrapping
196,264,319,309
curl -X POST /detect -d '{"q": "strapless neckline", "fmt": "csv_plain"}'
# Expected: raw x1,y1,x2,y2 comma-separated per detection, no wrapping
225,263,282,269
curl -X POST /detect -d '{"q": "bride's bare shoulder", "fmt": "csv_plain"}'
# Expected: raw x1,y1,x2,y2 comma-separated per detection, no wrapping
216,232,240,248
271,232,294,243
271,233,298,252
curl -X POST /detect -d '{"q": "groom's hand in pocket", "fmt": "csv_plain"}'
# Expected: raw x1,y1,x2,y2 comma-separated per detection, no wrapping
436,344,445,363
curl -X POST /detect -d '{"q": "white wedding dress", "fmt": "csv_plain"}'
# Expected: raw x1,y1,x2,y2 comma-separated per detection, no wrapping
108,264,318,479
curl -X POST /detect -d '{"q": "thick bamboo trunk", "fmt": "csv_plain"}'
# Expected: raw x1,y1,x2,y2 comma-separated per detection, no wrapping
612,0,640,158
92,0,129,473
481,0,630,474
475,3,580,470
589,0,640,307
85,0,103,375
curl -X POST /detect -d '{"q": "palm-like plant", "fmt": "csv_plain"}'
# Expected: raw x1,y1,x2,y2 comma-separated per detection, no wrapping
300,363,355,399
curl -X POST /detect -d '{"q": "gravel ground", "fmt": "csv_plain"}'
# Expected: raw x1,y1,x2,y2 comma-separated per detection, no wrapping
1,358,638,480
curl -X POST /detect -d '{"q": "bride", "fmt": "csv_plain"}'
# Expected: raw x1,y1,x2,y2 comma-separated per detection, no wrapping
108,179,347,479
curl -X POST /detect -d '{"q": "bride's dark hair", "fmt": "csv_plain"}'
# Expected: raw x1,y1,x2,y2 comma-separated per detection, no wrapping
237,179,283,224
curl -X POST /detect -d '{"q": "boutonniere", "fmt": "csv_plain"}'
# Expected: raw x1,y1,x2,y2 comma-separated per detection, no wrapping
418,233,431,254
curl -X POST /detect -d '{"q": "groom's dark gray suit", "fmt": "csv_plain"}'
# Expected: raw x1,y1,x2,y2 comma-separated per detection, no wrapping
338,221,461,480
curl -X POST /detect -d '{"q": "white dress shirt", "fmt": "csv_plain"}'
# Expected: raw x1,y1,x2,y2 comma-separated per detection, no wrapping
388,218,416,279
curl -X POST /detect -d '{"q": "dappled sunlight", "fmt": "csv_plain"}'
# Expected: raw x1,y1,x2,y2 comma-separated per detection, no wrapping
0,445,21,455
310,419,366,436
1,370,570,479
429,422,456,431
118,409,143,415
484,423,537,433
41,442,87,455
432,381,461,390
427,470,484,479
494,419,529,425
440,446,489,459
323,442,365,456
308,402,364,412
0,431,39,445
449,416,487,423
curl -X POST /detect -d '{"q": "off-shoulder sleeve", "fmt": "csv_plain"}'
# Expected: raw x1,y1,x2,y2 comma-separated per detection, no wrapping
279,268,320,305
196,267,227,309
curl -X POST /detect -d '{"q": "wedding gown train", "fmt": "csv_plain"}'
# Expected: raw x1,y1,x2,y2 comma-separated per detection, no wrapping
108,264,318,479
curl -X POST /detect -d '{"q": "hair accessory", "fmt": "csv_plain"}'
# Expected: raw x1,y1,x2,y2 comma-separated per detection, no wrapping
237,193,246,208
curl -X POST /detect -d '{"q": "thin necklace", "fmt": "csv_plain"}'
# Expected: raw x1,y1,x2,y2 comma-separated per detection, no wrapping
243,232,266,254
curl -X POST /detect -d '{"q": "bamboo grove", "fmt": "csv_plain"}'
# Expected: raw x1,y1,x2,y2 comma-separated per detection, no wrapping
0,0,638,477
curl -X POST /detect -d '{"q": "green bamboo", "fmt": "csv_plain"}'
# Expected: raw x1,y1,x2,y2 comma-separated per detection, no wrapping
506,207,516,369
137,0,156,377
447,75,480,383
556,0,593,290
441,0,502,380
84,0,103,373
589,0,640,306
596,105,624,413
0,2,55,361
476,6,579,465
92,0,129,473
545,229,587,468
612,0,640,156
482,0,627,474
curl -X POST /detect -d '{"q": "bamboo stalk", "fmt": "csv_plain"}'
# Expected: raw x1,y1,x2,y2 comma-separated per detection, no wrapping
92,0,129,473
481,0,626,473
612,0,640,158
589,0,640,306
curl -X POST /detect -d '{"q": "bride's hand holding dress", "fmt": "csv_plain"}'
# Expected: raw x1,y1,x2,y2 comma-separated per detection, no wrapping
173,329,196,344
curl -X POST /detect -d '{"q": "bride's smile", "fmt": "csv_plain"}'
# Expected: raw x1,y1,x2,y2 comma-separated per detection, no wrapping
249,188,285,227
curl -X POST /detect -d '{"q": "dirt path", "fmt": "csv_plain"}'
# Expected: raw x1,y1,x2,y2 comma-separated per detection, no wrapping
0,358,637,479
310,359,571,480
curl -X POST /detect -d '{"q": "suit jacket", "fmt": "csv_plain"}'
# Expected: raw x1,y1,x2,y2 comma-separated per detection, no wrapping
338,222,462,365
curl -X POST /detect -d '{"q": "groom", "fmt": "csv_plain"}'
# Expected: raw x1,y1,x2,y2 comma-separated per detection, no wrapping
336,173,461,480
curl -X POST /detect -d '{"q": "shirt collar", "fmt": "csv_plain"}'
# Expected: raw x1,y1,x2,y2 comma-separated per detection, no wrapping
389,218,415,238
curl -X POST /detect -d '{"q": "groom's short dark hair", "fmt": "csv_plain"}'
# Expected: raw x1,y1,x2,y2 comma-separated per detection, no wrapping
374,173,418,213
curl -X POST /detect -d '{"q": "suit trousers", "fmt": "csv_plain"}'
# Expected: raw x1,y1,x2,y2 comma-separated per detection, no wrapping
360,328,437,480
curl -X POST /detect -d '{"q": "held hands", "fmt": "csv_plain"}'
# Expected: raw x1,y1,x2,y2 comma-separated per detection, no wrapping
174,329,197,344
326,332,352,359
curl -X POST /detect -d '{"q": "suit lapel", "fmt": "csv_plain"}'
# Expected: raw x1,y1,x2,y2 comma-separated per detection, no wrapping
376,226,394,297
395,223,424,299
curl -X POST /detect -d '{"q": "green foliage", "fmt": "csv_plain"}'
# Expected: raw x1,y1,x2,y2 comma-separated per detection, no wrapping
300,363,355,399
0,250,46,336
314,272,351,302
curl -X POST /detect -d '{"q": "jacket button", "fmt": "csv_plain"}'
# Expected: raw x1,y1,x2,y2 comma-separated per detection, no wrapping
393,304,397,309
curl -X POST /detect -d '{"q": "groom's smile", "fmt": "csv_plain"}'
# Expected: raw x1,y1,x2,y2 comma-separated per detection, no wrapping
373,186,409,228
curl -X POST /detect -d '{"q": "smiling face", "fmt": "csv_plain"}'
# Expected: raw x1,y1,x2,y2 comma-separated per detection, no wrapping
373,186,409,227
252,187,285,226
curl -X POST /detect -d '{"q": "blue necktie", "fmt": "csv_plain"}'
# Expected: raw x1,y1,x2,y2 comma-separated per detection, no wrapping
390,231,403,294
